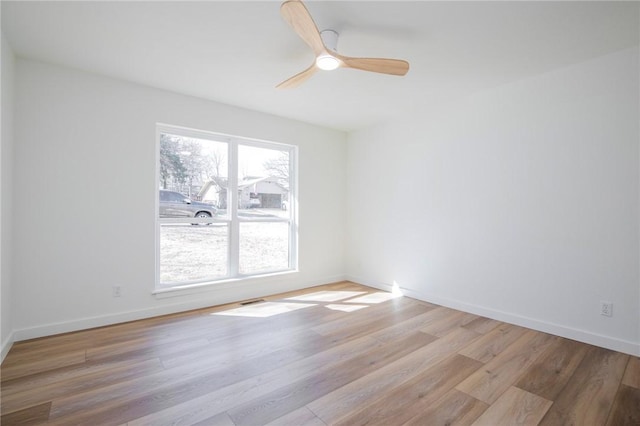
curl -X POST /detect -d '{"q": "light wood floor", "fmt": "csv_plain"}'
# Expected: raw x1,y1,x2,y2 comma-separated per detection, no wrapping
1,282,638,425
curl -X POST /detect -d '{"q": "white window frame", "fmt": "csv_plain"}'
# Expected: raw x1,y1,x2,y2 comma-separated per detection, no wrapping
154,124,298,292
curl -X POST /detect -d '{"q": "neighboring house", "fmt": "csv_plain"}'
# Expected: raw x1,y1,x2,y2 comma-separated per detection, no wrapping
199,176,288,209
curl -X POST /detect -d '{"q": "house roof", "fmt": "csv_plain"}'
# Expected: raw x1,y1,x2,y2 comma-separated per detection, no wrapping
199,176,287,198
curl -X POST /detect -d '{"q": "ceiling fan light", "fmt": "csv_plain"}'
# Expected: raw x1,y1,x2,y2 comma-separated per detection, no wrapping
316,54,340,71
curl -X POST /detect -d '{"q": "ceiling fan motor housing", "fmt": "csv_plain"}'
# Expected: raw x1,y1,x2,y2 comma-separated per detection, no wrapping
320,29,339,52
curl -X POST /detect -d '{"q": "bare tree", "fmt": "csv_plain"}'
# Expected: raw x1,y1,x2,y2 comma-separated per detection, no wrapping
204,147,226,180
262,152,290,188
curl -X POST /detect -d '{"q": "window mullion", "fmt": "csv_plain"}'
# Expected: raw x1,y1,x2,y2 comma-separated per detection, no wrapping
287,146,297,271
228,140,240,276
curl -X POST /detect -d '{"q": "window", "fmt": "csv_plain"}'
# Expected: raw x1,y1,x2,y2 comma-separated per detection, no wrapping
156,124,297,290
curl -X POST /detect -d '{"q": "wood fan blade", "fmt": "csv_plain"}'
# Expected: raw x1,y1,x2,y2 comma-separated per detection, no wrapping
336,54,410,76
280,0,325,56
276,63,318,89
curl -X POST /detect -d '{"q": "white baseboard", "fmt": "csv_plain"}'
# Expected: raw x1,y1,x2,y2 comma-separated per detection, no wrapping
346,275,640,357
12,274,348,343
1,331,14,363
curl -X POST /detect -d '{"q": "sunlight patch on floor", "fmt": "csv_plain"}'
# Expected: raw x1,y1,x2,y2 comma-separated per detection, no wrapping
285,290,366,302
325,304,369,312
212,302,316,318
346,292,401,304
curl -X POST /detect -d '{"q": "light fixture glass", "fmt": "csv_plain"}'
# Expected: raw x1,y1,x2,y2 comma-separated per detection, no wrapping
316,54,340,71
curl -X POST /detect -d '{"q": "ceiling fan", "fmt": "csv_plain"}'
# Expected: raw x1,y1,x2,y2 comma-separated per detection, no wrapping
277,0,410,89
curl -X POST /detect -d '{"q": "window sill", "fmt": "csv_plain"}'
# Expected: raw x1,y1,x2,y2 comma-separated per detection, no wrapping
153,269,298,299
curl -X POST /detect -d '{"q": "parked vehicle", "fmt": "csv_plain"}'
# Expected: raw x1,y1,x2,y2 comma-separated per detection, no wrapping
159,190,217,218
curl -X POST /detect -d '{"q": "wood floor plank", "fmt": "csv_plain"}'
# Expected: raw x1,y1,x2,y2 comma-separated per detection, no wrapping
307,327,481,425
539,346,629,425
369,307,451,342
622,356,640,389
333,354,483,426
0,401,51,426
470,386,552,426
7,334,90,357
9,309,224,357
227,332,436,426
126,335,382,426
1,350,87,383
419,310,479,337
455,331,554,404
47,347,304,425
5,309,251,370
190,411,236,426
161,329,329,369
462,317,502,334
458,323,529,363
203,305,341,346
61,312,356,419
85,335,212,363
605,384,640,426
265,407,326,426
403,389,488,426
87,299,335,360
2,356,162,399
1,358,164,415
310,297,420,336
312,301,431,343
515,337,589,401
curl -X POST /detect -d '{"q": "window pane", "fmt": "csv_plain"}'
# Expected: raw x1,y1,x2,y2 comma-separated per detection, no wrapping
238,145,290,219
239,222,289,274
160,133,228,219
160,223,228,284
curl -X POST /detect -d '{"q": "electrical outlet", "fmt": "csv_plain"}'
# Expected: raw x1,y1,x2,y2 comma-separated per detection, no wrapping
600,301,613,317
112,286,122,298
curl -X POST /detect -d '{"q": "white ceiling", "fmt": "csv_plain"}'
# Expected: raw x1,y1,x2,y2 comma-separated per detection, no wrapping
2,1,638,132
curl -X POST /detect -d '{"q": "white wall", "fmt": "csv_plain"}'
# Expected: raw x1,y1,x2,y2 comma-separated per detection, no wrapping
1,32,15,361
7,43,639,358
347,47,640,355
12,59,346,339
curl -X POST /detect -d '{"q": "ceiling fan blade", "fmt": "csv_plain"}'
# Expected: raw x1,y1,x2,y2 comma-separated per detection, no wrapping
336,55,410,76
280,0,325,56
276,63,318,89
